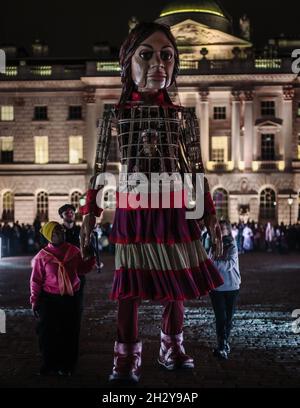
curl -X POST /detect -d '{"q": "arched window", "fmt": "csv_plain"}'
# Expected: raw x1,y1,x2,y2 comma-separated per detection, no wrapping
103,188,116,210
213,188,228,219
36,191,48,222
260,188,276,221
70,191,83,221
2,191,14,222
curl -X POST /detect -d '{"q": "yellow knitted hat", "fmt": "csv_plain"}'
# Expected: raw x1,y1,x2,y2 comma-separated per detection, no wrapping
40,221,60,242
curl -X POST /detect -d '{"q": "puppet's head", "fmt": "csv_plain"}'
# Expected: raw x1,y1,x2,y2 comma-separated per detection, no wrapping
119,22,179,104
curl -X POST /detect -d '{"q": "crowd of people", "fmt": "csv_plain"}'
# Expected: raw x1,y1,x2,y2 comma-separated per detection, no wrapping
0,218,114,258
1,218,300,259
201,221,300,255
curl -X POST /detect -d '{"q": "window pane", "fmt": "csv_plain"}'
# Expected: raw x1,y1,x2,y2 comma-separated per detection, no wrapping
69,106,82,120
0,136,13,151
69,136,83,164
2,191,14,221
0,137,14,163
71,191,83,221
213,106,226,120
35,136,49,164
261,134,275,161
211,136,228,162
34,106,48,120
260,188,276,220
261,101,275,116
1,106,14,121
36,191,48,222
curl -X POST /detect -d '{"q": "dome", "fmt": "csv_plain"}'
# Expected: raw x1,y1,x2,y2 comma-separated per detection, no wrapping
156,0,232,34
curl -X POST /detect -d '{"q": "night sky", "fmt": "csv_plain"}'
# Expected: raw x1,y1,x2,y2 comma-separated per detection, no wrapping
1,0,300,57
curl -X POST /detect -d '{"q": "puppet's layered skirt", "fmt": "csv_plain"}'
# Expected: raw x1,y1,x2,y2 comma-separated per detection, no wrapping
109,204,223,301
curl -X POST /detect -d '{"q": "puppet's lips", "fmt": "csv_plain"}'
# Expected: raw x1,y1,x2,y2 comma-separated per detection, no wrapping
148,73,166,79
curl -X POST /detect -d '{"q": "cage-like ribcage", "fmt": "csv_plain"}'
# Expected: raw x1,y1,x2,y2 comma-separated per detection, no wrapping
117,105,182,182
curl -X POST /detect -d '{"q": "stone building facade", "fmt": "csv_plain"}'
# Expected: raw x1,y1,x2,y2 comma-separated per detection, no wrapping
0,0,300,225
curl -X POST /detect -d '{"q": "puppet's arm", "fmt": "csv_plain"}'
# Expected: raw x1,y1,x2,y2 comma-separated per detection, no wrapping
80,107,114,258
181,108,222,258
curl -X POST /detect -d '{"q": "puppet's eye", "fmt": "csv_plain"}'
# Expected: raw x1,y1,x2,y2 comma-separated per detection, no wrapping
139,51,153,61
160,50,173,61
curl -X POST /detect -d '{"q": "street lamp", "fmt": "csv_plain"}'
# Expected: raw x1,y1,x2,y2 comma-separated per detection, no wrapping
288,194,294,226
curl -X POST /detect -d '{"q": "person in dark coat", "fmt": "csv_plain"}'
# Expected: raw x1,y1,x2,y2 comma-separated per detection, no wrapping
58,204,85,318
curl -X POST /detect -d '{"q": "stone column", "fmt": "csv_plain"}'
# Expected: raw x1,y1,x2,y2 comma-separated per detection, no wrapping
83,87,97,176
231,91,241,170
282,86,294,169
243,91,254,170
198,90,209,169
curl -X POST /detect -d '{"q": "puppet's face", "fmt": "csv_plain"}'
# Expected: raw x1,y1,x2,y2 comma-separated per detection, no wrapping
131,31,175,91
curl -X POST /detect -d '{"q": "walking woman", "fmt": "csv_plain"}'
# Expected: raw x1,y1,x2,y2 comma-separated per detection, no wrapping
209,220,241,360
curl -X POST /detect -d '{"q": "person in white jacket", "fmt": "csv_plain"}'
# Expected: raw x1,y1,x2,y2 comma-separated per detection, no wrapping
209,220,241,360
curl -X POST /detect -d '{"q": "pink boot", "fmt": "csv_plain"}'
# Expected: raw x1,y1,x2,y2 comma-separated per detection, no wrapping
158,331,194,370
109,341,142,383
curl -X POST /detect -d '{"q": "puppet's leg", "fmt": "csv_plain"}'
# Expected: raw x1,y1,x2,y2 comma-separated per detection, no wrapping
158,301,194,370
109,297,142,383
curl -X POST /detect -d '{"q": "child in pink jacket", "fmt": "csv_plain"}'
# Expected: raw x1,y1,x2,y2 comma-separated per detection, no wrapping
30,221,95,376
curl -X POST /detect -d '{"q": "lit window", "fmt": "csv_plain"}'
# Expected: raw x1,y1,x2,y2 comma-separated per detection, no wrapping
260,188,276,221
36,191,48,222
31,66,52,76
211,136,228,163
213,106,226,120
179,60,198,70
69,136,83,164
297,103,300,117
35,136,49,164
1,106,14,121
261,101,275,117
71,190,83,221
255,59,281,69
34,106,48,120
69,106,82,120
0,136,14,163
5,66,18,76
2,191,14,222
96,62,121,72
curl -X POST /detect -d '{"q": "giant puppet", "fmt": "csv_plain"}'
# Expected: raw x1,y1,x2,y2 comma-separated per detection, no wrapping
80,22,223,383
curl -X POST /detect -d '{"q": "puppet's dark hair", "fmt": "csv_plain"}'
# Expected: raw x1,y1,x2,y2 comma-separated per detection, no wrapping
118,22,180,105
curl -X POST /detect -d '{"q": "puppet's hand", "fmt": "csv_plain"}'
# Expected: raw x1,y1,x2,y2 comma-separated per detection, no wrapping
80,213,97,260
205,214,223,260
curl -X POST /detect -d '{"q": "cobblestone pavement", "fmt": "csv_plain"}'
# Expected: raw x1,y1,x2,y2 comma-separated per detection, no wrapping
0,252,300,388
